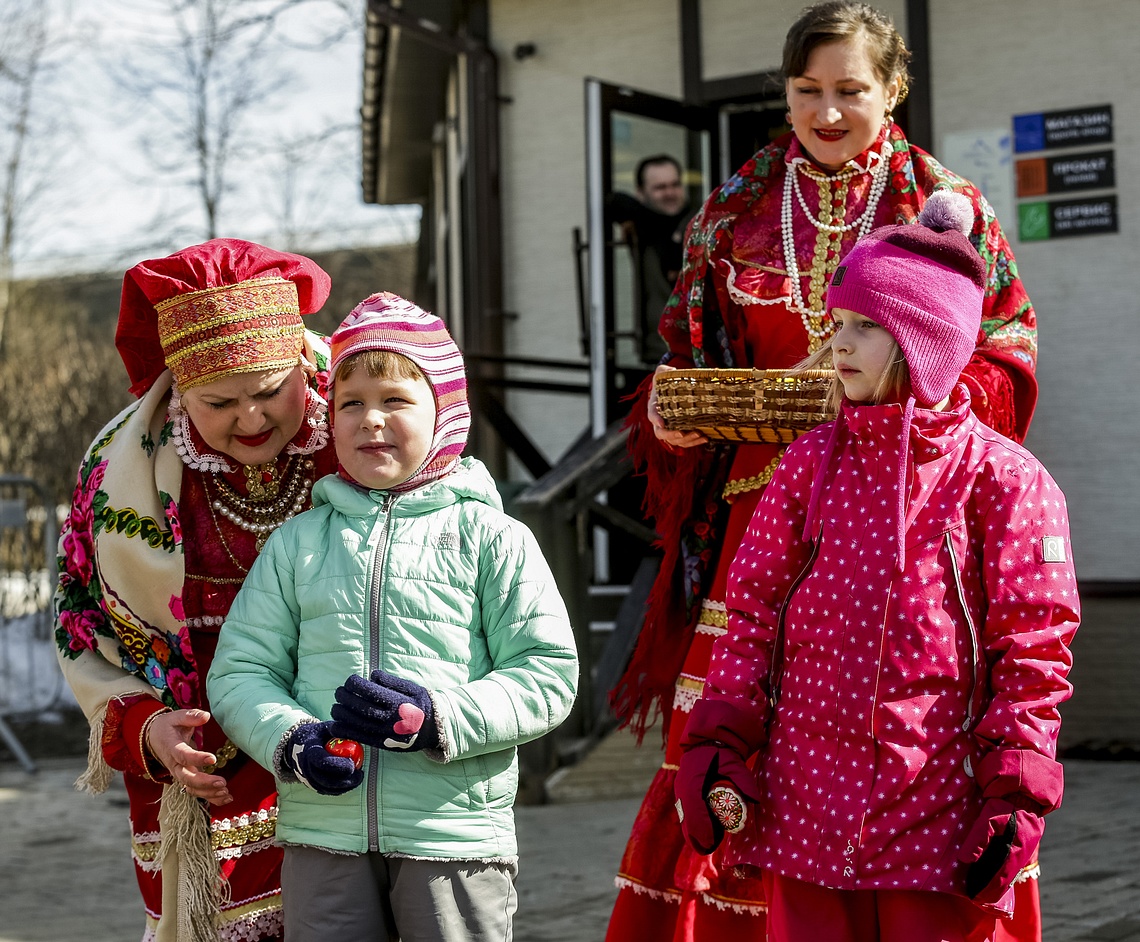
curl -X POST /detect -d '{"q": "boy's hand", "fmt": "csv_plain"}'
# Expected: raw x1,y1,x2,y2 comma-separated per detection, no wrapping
331,670,439,753
284,721,364,796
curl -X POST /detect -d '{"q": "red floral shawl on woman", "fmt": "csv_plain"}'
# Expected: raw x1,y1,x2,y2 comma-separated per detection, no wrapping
611,124,1038,741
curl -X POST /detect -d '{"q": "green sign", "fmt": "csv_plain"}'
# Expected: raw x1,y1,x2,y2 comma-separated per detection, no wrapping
1018,202,1051,241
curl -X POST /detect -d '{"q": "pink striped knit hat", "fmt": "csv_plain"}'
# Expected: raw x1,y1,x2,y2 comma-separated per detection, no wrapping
329,292,470,491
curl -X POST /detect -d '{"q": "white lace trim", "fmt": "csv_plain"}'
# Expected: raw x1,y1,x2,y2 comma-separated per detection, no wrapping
695,622,728,637
216,835,278,860
723,261,799,309
700,890,767,915
212,806,279,831
132,851,163,874
673,684,702,713
219,904,283,942
786,138,885,178
614,876,681,903
701,599,726,613
613,877,766,916
1013,862,1041,885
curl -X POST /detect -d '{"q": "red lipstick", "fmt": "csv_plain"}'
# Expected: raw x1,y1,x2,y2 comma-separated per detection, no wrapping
234,430,273,446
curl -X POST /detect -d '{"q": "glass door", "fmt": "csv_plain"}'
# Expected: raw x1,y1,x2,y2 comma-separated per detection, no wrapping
585,80,719,434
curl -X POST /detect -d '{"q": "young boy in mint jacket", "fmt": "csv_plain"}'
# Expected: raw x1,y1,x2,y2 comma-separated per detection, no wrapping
207,292,578,942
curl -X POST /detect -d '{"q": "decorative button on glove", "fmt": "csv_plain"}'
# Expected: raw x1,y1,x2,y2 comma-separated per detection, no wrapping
284,721,364,796
331,670,440,753
675,743,761,855
674,696,767,856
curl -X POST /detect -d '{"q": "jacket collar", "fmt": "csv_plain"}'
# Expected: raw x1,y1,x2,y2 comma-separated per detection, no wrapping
842,383,976,463
311,456,502,517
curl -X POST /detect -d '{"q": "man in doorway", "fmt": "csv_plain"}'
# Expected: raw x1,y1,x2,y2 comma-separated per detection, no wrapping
607,155,693,363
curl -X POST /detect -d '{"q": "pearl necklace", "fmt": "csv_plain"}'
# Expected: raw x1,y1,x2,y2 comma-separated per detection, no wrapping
206,456,316,551
782,138,892,344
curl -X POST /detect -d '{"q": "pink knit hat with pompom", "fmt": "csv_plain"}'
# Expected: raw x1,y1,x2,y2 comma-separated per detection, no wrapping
825,189,986,406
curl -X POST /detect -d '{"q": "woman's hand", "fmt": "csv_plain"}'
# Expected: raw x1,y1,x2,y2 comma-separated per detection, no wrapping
648,364,708,450
147,709,233,805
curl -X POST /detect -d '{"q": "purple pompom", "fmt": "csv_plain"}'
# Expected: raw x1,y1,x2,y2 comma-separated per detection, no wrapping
917,189,974,236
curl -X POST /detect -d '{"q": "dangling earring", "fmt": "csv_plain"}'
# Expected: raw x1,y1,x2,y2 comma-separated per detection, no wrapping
168,382,185,418
883,105,894,129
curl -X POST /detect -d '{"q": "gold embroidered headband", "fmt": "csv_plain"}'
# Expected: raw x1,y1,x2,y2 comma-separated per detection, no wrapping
156,276,304,390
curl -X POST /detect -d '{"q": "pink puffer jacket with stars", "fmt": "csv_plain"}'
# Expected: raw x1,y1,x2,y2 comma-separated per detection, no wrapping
704,385,1079,908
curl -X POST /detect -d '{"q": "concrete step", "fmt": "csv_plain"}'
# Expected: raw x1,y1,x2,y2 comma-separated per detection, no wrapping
545,725,663,803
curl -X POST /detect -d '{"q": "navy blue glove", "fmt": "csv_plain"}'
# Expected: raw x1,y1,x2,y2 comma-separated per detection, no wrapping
283,721,364,796
330,670,439,753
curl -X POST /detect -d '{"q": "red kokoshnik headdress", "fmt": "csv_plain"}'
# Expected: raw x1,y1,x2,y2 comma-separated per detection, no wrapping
116,238,332,397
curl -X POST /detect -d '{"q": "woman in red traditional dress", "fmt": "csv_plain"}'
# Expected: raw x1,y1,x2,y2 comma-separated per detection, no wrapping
605,4,1043,941
54,239,338,942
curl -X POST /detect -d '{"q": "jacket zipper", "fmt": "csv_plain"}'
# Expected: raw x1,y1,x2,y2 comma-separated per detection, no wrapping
944,530,981,733
367,493,395,853
768,536,821,710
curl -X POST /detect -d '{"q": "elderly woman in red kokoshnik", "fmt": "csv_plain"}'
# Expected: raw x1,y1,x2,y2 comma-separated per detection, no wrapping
606,3,1042,942
54,239,338,942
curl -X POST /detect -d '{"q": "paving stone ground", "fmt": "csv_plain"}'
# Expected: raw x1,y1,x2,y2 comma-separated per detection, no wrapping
1,734,1137,942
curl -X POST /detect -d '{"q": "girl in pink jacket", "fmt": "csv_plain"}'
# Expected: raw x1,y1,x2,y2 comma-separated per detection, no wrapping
674,191,1079,942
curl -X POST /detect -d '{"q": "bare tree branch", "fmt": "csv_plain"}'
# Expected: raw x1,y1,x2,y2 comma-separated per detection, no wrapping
103,0,350,240
0,0,74,357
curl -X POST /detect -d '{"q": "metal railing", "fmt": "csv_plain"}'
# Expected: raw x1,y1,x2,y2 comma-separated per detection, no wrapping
0,475,63,771
508,418,658,792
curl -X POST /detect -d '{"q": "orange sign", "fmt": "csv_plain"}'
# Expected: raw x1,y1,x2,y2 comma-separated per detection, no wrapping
1016,158,1048,197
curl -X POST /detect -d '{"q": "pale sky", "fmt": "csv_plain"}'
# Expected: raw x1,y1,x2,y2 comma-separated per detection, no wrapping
13,0,419,277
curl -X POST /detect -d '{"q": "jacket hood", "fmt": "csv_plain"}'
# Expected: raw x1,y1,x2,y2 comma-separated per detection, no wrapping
311,456,503,517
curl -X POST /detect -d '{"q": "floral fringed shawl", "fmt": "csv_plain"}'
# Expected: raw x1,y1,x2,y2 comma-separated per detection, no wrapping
54,332,330,942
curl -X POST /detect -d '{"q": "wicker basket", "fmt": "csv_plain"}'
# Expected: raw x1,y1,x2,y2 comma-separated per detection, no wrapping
654,368,837,443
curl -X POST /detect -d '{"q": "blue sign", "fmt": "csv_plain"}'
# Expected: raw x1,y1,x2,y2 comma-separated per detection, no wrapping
1013,105,1113,153
1013,114,1045,154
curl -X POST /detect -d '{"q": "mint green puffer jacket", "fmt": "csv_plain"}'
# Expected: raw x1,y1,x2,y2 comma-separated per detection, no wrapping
207,458,578,859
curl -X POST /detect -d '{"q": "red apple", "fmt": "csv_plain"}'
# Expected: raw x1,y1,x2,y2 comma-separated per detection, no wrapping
325,737,364,770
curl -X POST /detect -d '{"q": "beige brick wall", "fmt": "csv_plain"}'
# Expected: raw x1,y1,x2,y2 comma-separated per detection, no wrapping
699,0,908,79
930,0,1140,581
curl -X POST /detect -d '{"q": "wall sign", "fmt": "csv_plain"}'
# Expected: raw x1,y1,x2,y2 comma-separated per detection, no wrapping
1013,105,1113,153
1012,104,1117,241
1016,150,1115,197
1018,195,1118,241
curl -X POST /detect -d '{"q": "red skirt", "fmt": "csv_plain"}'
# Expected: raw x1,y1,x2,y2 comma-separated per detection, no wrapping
125,748,284,941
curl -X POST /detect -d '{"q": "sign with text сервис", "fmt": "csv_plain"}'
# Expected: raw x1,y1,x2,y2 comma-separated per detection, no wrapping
1018,195,1117,242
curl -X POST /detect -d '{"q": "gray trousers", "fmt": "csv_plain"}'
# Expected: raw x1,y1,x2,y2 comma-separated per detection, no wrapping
281,845,518,942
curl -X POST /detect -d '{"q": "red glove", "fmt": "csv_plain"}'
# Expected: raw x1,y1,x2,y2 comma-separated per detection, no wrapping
674,697,767,855
675,742,760,854
959,749,1063,902
960,799,1044,902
